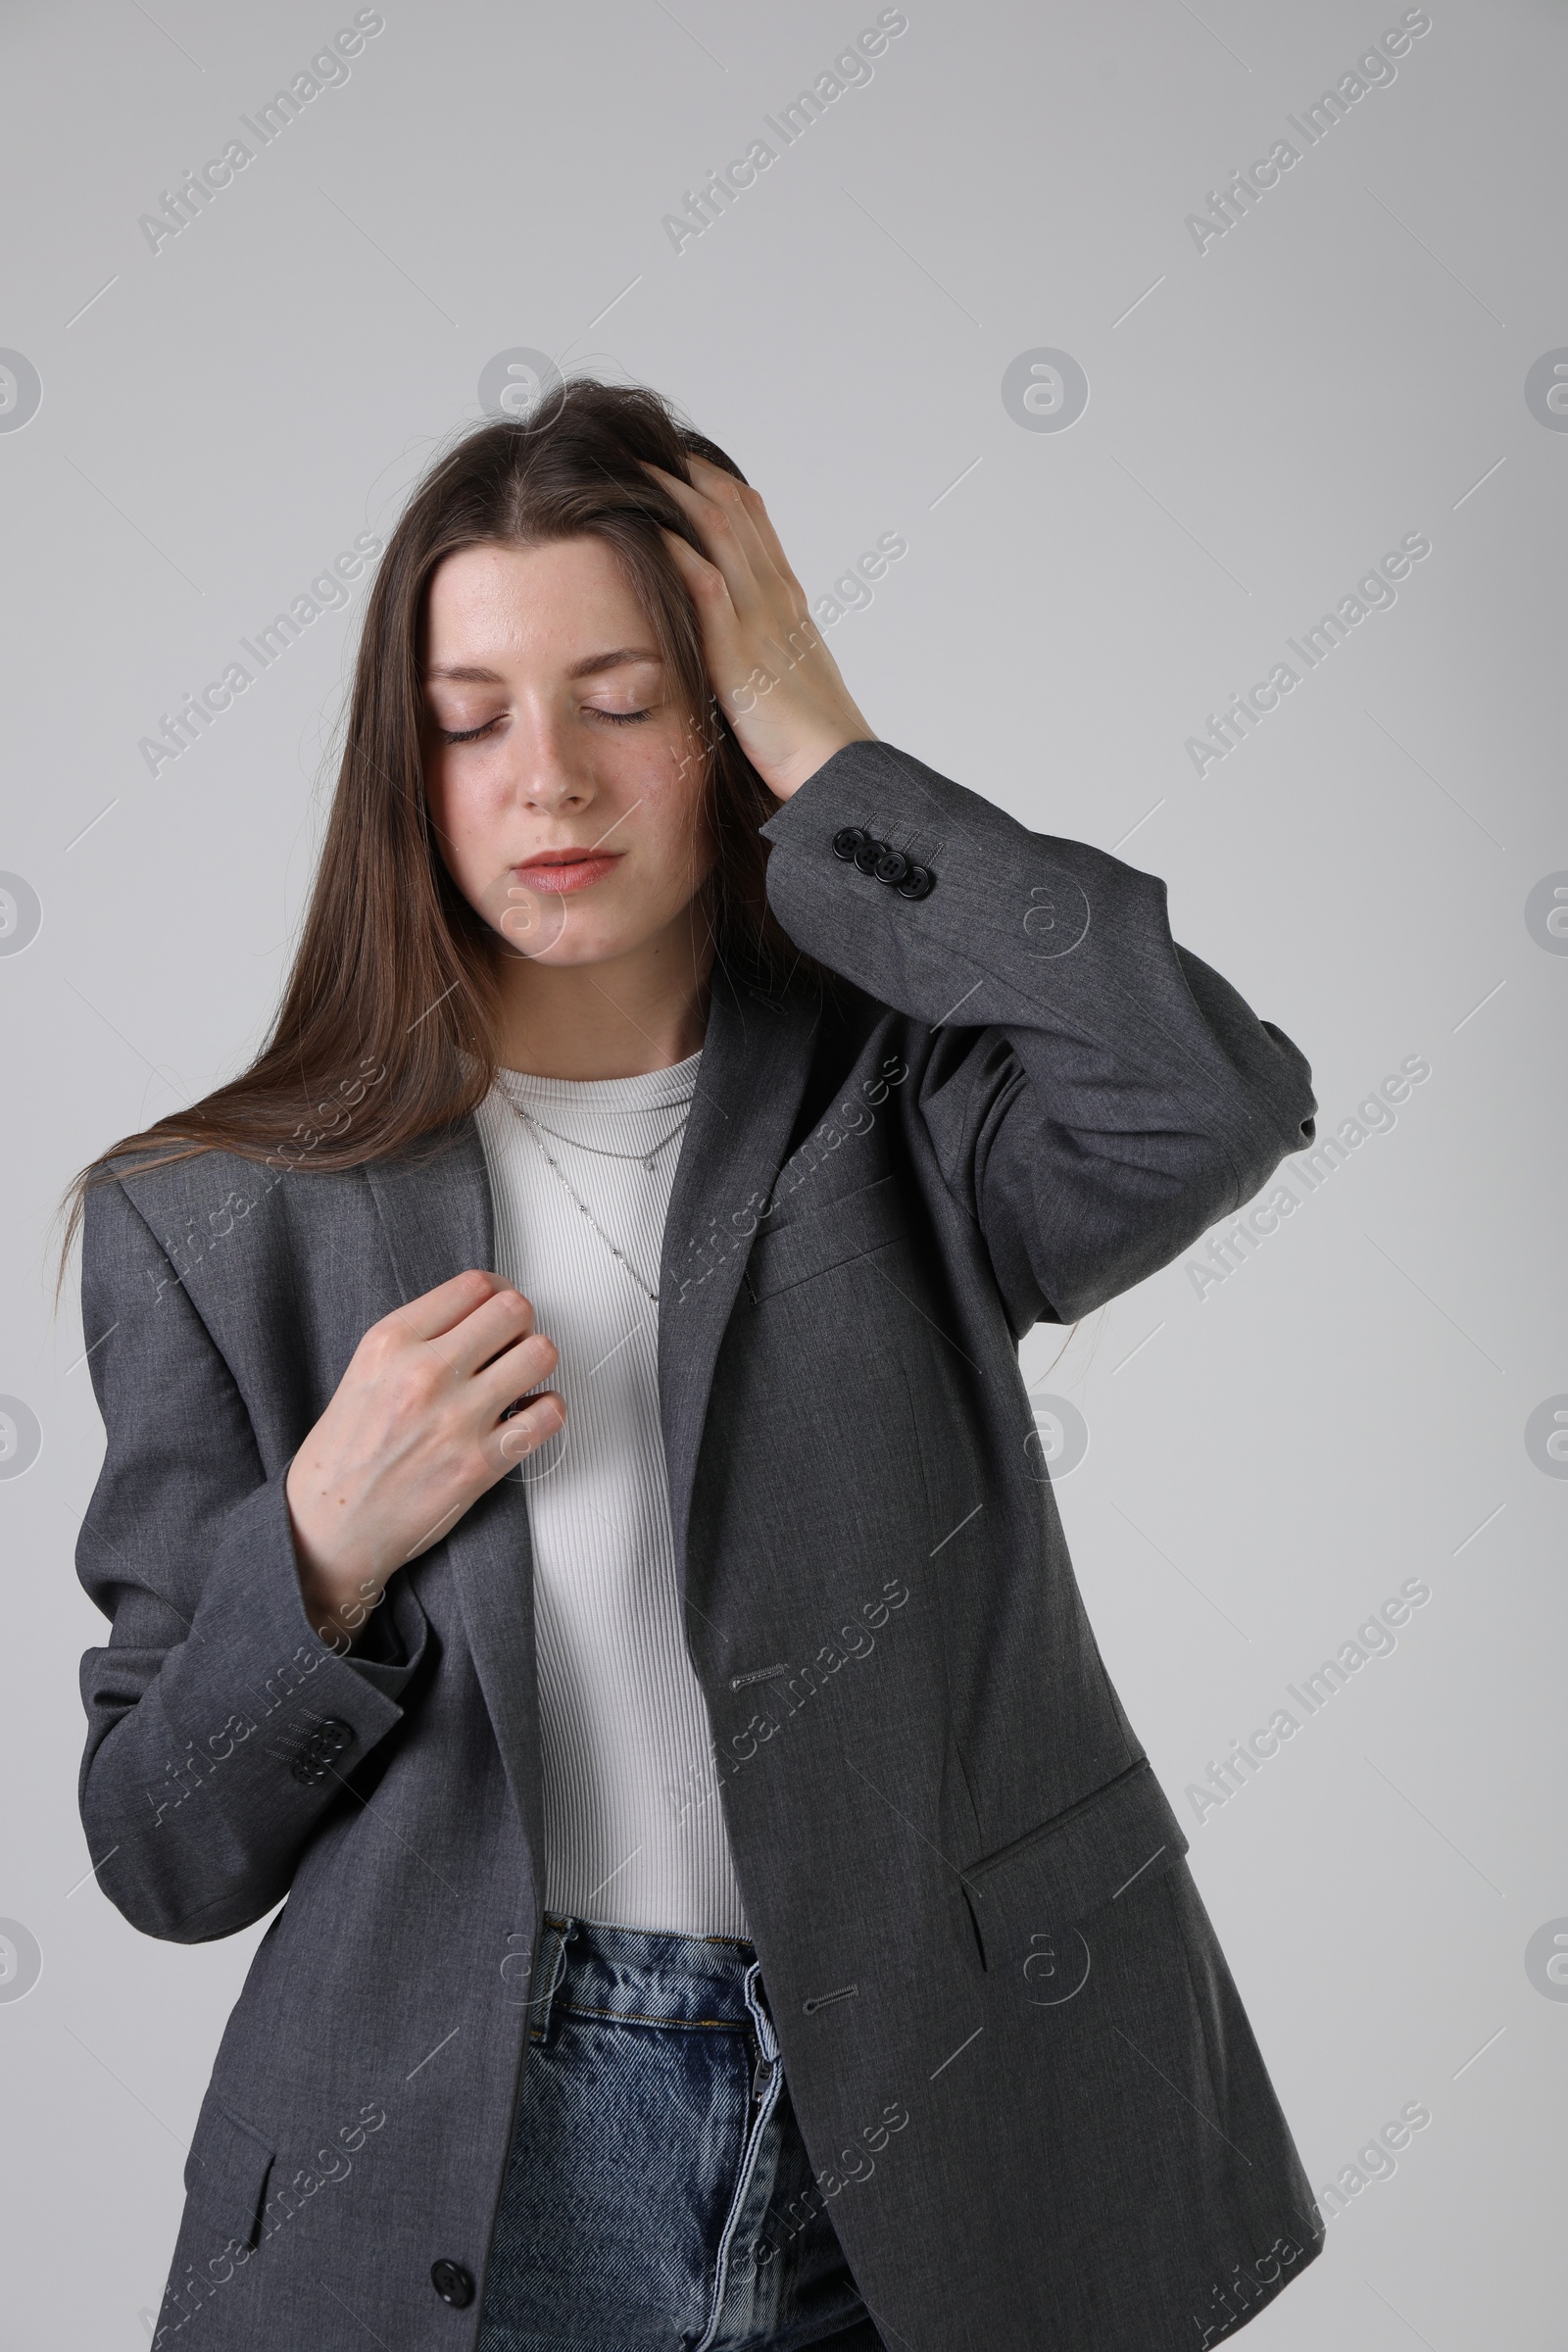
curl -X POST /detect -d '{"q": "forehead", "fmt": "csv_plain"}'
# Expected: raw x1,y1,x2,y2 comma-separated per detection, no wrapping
423,537,651,664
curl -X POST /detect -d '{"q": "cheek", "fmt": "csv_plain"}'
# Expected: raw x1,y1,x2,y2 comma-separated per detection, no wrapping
420,754,459,861
423,753,539,934
423,752,497,870
626,729,717,881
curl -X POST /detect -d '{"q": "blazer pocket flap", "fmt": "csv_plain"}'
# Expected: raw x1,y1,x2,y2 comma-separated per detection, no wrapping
745,1174,912,1303
183,2092,275,2248
961,1759,1189,1976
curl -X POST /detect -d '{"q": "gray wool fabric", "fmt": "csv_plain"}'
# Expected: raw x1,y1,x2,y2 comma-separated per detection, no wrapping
75,739,1326,2351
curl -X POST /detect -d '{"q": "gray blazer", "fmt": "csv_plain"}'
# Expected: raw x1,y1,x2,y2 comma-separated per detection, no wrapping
77,739,1325,2351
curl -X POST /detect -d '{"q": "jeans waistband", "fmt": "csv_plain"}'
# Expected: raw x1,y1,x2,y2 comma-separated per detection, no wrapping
530,1911,765,2039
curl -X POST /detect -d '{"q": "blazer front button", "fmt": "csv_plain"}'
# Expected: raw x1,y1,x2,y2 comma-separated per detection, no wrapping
430,2258,475,2308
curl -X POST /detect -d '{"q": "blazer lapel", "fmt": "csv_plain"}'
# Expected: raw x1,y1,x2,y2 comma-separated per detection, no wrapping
658,956,821,1590
363,1122,546,1875
360,956,819,1859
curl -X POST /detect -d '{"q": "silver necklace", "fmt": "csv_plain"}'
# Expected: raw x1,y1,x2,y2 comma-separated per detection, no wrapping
510,1101,661,1304
517,1106,691,1174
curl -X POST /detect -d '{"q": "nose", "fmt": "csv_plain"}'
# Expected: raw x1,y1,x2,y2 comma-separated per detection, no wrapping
513,713,594,813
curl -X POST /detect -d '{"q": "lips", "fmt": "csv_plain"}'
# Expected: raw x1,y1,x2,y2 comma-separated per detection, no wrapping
512,851,623,895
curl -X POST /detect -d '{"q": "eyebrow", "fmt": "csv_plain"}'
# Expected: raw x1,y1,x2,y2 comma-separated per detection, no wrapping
424,647,662,685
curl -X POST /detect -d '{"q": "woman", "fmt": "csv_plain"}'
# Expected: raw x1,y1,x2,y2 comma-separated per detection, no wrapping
66,379,1324,2351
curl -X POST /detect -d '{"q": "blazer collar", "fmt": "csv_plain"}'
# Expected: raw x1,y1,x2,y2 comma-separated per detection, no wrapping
363,951,821,1847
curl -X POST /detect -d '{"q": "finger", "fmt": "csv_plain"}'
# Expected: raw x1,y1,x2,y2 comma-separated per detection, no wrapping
656,516,731,603
655,460,813,650
657,527,778,733
726,482,809,610
643,459,775,618
424,1283,541,1382
657,525,748,662
473,1324,559,1408
676,458,794,593
387,1268,512,1347
463,1298,556,1389
495,1391,566,1464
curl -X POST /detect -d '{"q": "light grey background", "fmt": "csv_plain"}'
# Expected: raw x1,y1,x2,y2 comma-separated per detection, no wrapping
3,1,1564,2343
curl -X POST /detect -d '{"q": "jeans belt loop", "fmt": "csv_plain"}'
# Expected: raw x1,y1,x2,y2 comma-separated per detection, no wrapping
531,1915,573,2047
743,1958,781,2099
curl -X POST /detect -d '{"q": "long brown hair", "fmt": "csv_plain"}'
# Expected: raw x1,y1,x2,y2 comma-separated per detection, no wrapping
53,377,816,1299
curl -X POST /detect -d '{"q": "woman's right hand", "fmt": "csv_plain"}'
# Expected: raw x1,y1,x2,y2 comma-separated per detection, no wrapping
283,1269,564,1647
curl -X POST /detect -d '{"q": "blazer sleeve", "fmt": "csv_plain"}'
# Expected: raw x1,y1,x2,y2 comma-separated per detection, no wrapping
760,738,1316,1332
74,1173,431,1943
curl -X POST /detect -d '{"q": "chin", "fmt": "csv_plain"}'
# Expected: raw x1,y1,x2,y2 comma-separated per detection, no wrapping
523,918,641,968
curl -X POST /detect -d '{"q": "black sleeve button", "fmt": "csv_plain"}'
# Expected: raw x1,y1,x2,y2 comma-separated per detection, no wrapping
289,1718,357,1786
873,849,910,886
832,826,869,860
430,2259,475,2308
895,864,935,901
853,837,886,874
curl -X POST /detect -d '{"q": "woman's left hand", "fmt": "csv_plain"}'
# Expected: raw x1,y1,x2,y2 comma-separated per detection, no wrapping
643,455,877,802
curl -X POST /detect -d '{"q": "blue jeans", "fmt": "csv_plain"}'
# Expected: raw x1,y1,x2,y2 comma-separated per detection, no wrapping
477,1914,883,2352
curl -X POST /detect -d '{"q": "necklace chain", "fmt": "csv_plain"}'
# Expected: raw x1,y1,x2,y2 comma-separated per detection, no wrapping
509,1100,662,1305
514,1104,691,1170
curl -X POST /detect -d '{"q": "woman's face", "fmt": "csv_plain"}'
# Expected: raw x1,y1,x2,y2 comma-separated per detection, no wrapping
420,535,715,968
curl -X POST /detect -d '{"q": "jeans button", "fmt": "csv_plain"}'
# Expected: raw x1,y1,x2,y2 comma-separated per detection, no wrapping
430,2258,475,2308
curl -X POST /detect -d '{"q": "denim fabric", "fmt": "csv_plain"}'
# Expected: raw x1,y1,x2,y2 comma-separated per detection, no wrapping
477,1915,882,2352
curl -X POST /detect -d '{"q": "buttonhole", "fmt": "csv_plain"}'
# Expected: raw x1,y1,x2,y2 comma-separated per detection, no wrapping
803,1983,859,2016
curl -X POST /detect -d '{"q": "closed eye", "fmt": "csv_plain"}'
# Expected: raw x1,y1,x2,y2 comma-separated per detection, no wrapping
438,717,502,744
436,707,654,743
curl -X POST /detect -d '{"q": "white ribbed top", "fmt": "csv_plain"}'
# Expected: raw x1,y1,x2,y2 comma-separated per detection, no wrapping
471,1051,751,1939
